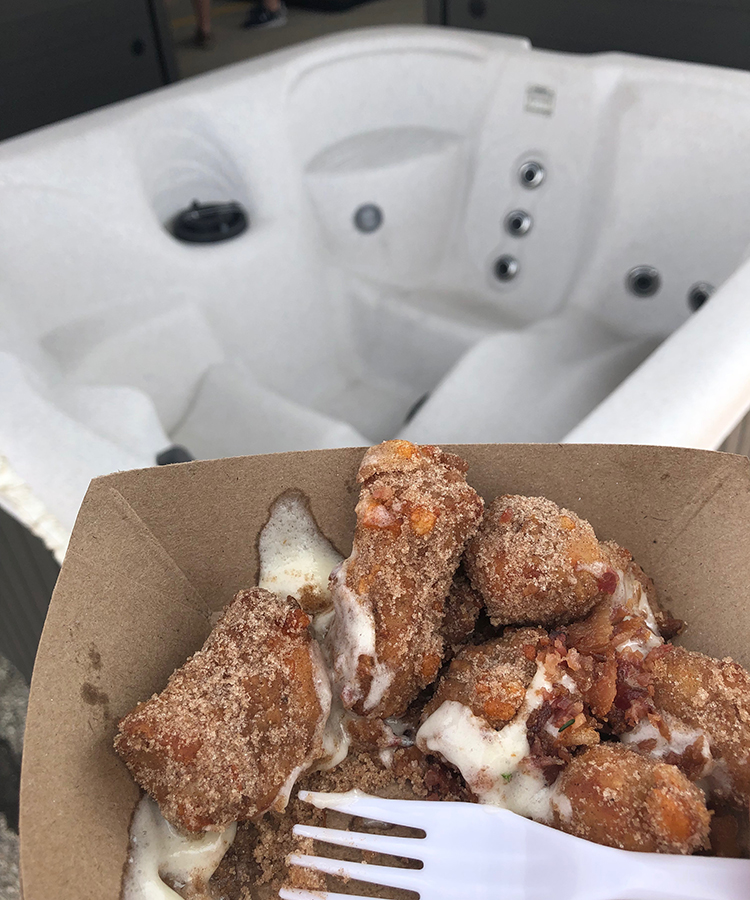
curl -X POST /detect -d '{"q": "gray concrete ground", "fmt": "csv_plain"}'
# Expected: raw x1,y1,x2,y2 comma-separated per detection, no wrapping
0,656,27,900
0,816,20,900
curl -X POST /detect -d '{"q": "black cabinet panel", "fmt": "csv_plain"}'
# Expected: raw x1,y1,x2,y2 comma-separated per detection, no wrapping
0,0,177,141
437,0,750,71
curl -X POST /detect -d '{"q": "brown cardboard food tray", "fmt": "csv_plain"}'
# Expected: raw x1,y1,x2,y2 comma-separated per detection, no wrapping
18,444,750,899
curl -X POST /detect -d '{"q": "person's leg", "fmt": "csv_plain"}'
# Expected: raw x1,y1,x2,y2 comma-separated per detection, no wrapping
191,0,212,45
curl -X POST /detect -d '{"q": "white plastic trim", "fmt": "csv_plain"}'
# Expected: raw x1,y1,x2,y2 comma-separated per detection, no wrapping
563,257,750,450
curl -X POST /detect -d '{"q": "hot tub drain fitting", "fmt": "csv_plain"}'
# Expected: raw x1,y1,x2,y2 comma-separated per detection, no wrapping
171,200,248,243
627,266,661,297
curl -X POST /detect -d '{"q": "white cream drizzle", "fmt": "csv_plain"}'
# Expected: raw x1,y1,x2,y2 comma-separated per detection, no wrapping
123,796,236,900
316,696,352,771
379,748,396,769
416,664,561,822
312,606,336,643
258,492,343,620
327,558,394,713
611,567,662,652
620,716,712,778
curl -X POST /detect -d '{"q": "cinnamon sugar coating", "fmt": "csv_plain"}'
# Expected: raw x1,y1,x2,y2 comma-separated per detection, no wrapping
647,646,750,805
465,495,612,627
423,627,545,728
114,588,330,832
554,744,711,854
327,440,483,718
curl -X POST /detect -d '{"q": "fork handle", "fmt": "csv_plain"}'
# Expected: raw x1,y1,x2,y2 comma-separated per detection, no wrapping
607,854,750,900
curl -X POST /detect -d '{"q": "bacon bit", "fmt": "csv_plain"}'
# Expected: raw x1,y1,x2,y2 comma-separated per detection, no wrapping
411,506,438,535
664,738,713,782
597,570,619,594
281,607,311,635
558,515,576,531
522,643,538,661
584,653,617,718
499,507,514,524
609,654,655,731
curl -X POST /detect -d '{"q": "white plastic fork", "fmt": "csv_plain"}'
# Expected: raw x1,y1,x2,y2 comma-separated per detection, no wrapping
279,790,750,900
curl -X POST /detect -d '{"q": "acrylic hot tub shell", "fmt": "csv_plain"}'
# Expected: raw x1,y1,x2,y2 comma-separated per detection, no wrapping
2,27,750,548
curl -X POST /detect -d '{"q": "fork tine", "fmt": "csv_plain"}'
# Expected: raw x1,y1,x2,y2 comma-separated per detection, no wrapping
298,790,429,829
293,824,426,860
279,890,381,900
287,853,424,892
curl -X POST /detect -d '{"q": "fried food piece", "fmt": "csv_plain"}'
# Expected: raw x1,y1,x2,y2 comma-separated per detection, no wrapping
327,440,484,718
552,744,711,854
423,627,546,729
114,588,330,832
636,646,750,805
465,495,616,627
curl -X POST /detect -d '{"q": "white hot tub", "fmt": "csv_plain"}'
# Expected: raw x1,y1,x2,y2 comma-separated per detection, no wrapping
2,26,750,556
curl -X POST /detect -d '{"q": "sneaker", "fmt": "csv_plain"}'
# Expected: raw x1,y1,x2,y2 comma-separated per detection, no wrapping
242,1,287,28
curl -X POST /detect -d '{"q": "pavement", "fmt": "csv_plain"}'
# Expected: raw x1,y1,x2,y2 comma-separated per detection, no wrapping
0,656,27,900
